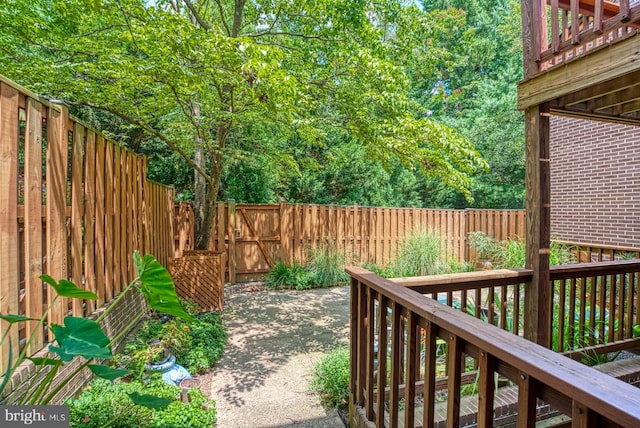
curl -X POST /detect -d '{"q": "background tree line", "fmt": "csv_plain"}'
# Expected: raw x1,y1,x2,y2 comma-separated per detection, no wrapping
1,0,523,246
139,0,525,209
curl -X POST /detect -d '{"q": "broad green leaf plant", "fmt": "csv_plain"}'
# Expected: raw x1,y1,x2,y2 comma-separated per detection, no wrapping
0,251,192,406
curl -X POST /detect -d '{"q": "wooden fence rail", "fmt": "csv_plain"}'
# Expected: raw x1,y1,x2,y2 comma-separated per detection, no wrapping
0,76,175,373
175,202,526,282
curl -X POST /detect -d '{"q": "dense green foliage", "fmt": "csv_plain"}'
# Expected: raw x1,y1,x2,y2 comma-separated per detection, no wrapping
418,0,525,208
310,347,350,408
69,378,216,427
114,308,227,377
0,0,488,249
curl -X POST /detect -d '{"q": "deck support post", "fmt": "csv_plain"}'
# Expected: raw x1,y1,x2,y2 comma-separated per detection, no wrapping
524,104,552,348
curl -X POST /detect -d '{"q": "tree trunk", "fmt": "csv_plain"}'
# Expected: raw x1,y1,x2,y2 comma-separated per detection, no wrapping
193,170,219,250
193,138,210,249
193,121,229,250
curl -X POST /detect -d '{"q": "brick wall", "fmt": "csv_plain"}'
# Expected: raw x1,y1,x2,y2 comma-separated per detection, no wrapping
550,115,640,248
1,287,147,404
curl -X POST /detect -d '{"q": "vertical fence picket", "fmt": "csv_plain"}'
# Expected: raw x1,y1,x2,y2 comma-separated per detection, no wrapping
70,123,85,316
84,130,96,313
126,153,134,278
119,149,129,286
95,136,106,305
24,98,44,353
113,144,122,296
45,104,68,327
0,82,19,372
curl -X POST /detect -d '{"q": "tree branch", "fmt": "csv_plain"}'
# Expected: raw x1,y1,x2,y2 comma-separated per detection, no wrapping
67,100,214,187
212,0,231,36
232,0,246,37
164,81,207,143
245,31,340,42
183,0,211,30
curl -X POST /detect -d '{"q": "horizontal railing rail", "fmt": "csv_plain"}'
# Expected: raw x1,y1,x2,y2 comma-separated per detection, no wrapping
391,269,532,336
348,266,640,427
556,241,640,263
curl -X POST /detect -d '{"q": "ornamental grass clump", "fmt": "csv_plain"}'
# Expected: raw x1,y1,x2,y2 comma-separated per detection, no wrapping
306,242,350,287
390,232,448,277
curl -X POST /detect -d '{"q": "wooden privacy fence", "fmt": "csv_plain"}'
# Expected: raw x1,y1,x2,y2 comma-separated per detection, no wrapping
175,202,526,282
0,76,175,373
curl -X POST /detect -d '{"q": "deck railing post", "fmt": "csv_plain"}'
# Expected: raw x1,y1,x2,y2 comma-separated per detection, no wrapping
524,103,552,348
349,276,359,425
521,0,541,78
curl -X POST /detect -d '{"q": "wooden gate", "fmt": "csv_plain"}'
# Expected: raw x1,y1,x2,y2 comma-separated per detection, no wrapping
175,202,527,284
232,204,282,282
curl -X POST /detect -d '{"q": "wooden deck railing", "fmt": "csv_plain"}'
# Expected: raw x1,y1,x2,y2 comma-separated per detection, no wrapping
348,266,640,427
558,241,640,263
390,269,533,337
550,260,640,354
524,0,640,77
391,260,640,354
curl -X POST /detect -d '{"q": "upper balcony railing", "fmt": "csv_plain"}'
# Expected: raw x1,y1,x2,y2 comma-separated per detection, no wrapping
523,0,640,78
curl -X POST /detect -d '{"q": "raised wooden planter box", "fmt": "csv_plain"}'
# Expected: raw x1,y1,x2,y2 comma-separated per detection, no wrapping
169,250,225,312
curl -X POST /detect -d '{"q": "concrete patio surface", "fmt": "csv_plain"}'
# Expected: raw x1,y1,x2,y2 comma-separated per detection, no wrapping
202,284,350,427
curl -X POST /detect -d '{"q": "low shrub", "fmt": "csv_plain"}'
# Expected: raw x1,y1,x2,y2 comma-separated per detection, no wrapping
181,312,228,374
69,377,216,427
114,306,227,379
264,243,348,289
310,347,350,408
264,260,313,290
360,262,396,278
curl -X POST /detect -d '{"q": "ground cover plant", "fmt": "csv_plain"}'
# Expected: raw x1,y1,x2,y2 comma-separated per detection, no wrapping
113,303,227,379
69,377,216,427
310,347,350,409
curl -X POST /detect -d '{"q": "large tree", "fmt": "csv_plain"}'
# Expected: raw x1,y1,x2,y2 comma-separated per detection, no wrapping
1,0,486,248
416,0,525,208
